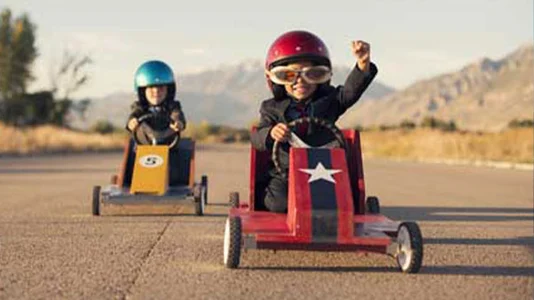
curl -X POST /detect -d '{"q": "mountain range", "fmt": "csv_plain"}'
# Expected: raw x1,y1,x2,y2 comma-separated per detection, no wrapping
79,61,393,129
339,44,533,131
79,44,533,131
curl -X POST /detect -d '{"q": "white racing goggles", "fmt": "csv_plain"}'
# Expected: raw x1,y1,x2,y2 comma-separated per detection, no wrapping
266,65,332,85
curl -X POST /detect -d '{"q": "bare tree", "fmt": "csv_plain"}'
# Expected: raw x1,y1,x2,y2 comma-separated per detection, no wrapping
49,49,93,100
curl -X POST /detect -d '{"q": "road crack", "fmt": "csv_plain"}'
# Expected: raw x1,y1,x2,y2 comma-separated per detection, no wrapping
121,220,171,300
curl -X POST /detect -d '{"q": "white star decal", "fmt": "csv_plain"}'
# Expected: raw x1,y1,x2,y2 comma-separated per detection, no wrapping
299,162,342,183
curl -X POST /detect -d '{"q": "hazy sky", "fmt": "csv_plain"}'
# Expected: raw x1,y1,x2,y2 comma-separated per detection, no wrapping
2,0,532,98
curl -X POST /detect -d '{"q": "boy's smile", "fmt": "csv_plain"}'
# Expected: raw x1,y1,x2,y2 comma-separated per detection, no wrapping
291,81,315,98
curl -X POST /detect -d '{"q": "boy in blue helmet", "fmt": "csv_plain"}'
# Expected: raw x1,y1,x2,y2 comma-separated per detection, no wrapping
126,60,186,144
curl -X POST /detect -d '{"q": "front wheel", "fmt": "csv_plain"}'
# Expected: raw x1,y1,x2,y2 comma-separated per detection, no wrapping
396,222,423,273
194,184,205,216
92,186,101,216
223,217,242,268
201,175,208,205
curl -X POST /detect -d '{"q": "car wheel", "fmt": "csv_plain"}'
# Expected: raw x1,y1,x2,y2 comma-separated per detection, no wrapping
194,184,204,216
223,217,242,268
229,192,239,208
366,196,380,214
201,175,208,205
92,185,101,216
396,222,423,273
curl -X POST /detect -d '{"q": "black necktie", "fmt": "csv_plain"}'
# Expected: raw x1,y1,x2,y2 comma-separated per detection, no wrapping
295,102,308,136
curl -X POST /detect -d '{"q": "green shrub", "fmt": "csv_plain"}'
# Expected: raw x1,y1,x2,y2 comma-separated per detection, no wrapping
421,116,457,132
399,120,416,130
509,119,534,128
91,120,116,134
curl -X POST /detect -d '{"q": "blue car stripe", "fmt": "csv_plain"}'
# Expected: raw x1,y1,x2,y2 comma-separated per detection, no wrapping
307,149,338,242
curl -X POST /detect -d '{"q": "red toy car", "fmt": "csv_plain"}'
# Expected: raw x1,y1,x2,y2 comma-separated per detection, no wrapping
223,117,423,273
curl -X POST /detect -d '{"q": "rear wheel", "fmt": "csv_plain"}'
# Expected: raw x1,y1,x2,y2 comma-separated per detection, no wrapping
194,184,205,216
223,217,242,268
201,175,208,205
229,192,239,208
92,186,101,216
396,222,423,273
366,196,380,214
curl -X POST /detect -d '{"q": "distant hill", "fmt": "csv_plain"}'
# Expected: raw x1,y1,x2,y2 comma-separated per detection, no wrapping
77,60,394,128
338,44,534,131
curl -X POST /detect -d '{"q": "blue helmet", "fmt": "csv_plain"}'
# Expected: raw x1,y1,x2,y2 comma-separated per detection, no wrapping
134,60,176,104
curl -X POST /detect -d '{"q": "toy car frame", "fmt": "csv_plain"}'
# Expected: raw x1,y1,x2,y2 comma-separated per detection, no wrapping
91,117,208,216
223,117,423,273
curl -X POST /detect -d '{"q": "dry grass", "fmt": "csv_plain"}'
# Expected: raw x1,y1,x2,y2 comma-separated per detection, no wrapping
1,123,532,164
182,121,249,143
360,128,534,164
0,123,126,155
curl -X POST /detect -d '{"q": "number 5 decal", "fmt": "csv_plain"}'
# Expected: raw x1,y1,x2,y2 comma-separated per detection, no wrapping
139,155,164,168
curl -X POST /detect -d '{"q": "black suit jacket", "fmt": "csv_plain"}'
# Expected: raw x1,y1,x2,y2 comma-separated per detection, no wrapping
126,99,186,132
251,63,378,153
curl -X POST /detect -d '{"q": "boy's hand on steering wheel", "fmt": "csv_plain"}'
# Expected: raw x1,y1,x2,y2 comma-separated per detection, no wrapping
270,123,290,142
127,118,139,131
169,121,181,132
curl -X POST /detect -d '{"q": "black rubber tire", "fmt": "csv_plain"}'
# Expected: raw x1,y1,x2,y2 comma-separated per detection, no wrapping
92,185,101,216
194,184,204,216
366,196,380,214
201,175,208,205
229,192,240,208
223,217,242,269
396,222,423,273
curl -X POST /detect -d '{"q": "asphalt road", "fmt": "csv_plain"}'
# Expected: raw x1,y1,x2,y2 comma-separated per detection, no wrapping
0,144,532,300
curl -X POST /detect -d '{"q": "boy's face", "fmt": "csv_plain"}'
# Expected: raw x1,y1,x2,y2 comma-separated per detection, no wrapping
283,61,318,101
145,85,168,105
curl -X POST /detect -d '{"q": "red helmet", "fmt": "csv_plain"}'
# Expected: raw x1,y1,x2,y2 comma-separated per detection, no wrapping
265,30,331,70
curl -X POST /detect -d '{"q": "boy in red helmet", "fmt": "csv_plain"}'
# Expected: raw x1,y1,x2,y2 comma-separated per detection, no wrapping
251,30,377,213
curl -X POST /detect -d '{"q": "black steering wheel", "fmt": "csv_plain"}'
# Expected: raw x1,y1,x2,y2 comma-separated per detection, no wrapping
272,117,346,176
132,112,180,148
